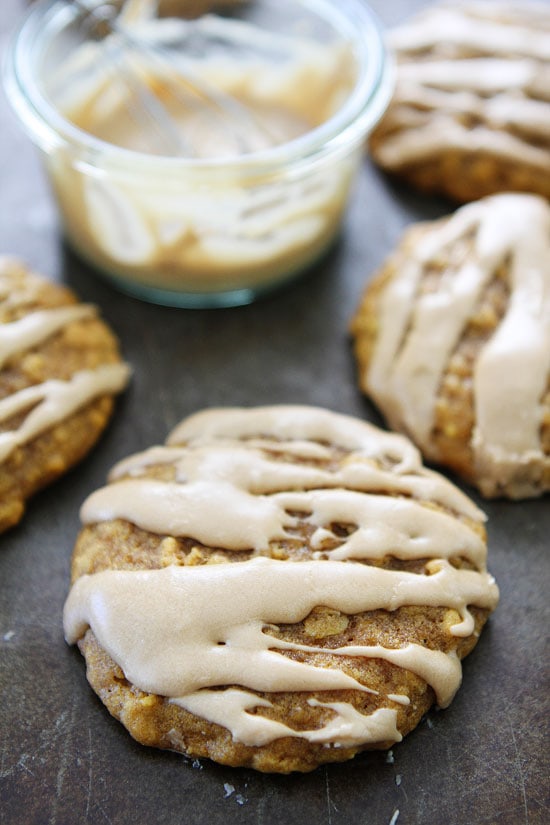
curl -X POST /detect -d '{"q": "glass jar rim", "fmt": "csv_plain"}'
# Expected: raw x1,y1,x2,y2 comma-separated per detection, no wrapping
4,0,393,177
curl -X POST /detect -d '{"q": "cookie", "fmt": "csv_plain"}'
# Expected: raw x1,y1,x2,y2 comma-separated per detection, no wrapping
63,405,498,773
0,258,130,532
369,1,550,202
351,193,550,499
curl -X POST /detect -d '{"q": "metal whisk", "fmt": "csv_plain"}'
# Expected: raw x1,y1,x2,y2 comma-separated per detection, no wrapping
68,0,278,156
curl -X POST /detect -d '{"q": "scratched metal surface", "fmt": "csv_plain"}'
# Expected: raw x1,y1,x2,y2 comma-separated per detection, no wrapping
1,1,549,823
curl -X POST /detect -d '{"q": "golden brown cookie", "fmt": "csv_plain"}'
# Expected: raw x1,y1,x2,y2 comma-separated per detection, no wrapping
0,257,130,533
369,1,550,202
351,193,550,499
63,405,498,773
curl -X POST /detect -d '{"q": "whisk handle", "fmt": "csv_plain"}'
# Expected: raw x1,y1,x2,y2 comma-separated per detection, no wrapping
70,0,120,41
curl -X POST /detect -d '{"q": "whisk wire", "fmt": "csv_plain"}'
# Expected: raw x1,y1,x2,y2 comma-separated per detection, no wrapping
70,0,278,157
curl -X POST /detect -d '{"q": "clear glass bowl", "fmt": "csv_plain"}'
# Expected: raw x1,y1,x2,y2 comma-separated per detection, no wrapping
4,0,392,308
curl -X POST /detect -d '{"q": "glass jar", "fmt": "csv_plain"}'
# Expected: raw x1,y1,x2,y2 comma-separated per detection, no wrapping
4,0,393,307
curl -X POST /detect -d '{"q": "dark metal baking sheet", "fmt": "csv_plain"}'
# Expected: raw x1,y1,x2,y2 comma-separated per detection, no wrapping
1,1,548,822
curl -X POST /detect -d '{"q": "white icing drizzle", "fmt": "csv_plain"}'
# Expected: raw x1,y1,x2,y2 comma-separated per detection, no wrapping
173,690,402,748
166,406,484,519
0,305,95,369
63,559,496,729
85,471,486,565
0,365,131,463
167,405,421,472
104,439,484,522
473,199,550,492
365,193,550,497
277,490,486,567
0,259,130,464
399,58,538,95
65,406,499,749
375,120,550,172
374,2,550,171
393,85,550,141
389,4,550,61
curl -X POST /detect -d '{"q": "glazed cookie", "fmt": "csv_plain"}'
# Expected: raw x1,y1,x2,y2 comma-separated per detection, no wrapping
351,193,550,499
63,405,498,773
369,1,550,202
0,258,130,532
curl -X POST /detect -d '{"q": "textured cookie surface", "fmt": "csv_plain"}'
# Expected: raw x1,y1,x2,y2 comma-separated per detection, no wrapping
369,2,550,202
0,258,130,532
63,405,498,773
352,193,550,499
